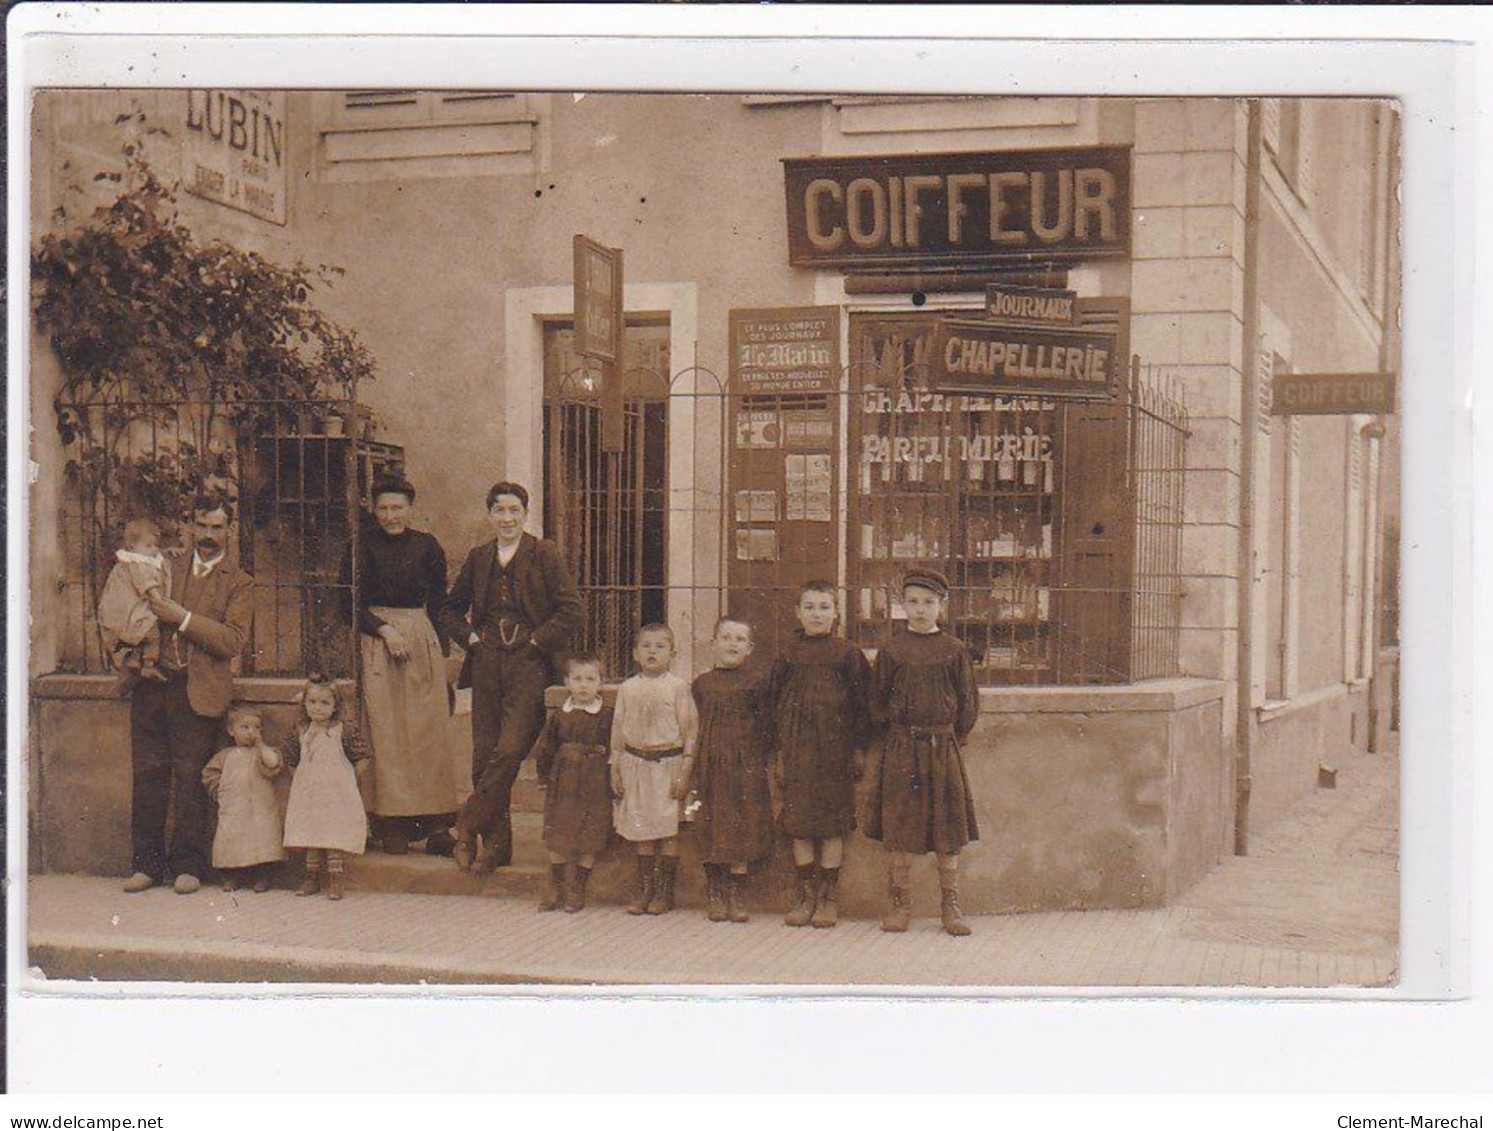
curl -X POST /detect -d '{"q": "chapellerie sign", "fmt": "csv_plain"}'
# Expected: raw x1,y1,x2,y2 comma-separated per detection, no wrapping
932,318,1118,397
783,147,1131,271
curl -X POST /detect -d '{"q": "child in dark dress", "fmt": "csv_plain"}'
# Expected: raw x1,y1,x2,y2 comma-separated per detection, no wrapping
531,652,614,913
767,580,871,929
865,568,981,936
691,618,773,923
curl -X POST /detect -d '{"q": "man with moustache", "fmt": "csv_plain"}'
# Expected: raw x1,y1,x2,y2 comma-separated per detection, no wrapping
442,482,583,872
122,495,255,894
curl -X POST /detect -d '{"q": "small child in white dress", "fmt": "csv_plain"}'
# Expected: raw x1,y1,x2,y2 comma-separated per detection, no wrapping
610,623,699,916
202,705,285,893
97,517,172,693
279,675,372,902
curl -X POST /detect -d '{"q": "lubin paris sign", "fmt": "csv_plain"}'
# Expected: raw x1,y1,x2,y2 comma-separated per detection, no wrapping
783,146,1131,271
183,90,287,225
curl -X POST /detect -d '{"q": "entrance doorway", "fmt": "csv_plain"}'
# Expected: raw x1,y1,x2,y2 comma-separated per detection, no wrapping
542,318,670,678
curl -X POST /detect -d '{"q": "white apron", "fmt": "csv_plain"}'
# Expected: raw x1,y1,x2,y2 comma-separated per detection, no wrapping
283,723,368,854
360,606,457,816
210,746,285,868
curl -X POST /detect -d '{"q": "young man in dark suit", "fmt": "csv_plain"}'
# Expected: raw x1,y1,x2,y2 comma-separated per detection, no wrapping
441,482,583,871
123,496,255,894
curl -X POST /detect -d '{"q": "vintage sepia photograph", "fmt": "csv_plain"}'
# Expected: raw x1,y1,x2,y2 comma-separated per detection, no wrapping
22,86,1401,990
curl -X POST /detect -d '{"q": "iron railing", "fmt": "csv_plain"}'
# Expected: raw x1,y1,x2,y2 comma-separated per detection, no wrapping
543,353,1188,686
53,380,401,679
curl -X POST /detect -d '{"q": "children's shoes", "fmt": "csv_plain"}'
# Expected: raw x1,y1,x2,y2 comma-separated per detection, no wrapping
565,865,592,913
539,863,566,912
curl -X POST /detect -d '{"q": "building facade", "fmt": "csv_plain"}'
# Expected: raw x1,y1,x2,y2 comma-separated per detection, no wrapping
28,91,1399,913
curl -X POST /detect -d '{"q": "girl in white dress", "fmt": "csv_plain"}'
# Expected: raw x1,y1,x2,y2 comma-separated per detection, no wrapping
279,675,373,901
609,624,699,916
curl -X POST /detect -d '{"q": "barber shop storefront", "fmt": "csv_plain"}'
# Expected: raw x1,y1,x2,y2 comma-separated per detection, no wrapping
724,145,1224,912
39,95,1397,917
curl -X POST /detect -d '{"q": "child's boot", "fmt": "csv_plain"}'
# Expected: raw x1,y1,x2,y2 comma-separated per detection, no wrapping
704,864,728,922
726,872,750,924
221,874,239,893
565,865,592,913
627,855,656,915
811,867,841,929
938,865,972,937
452,837,475,872
539,863,566,912
647,856,678,915
296,857,322,897
325,853,345,901
881,862,912,933
784,863,818,927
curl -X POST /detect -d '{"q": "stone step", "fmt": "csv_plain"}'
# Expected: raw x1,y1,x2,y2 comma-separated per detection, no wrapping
333,819,953,919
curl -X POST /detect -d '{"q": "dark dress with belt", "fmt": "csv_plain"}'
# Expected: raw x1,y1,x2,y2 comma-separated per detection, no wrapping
766,632,872,840
691,665,774,865
864,629,981,856
532,703,615,856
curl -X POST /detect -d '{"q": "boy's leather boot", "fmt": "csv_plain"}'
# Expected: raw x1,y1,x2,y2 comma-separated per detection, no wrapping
811,867,841,929
539,863,566,912
565,865,592,913
881,862,912,933
704,864,728,922
627,856,656,915
647,856,678,915
939,865,972,937
726,873,750,923
784,863,818,927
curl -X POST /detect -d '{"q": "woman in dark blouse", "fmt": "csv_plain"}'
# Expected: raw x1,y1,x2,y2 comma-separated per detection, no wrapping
347,477,458,855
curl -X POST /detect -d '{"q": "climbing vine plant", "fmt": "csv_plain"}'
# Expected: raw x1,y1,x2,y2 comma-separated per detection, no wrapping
32,116,376,542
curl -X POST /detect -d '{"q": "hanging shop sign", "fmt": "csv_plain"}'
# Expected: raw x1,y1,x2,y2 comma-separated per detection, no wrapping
932,317,1118,398
985,283,1077,327
729,306,840,395
573,235,625,450
184,90,287,225
783,147,1130,271
574,236,623,363
1271,372,1396,416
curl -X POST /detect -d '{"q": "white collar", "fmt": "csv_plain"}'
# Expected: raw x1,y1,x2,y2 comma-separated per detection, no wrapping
117,548,165,569
192,550,225,575
562,696,604,715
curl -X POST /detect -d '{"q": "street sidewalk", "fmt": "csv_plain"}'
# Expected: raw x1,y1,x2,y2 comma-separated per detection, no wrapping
24,739,1398,990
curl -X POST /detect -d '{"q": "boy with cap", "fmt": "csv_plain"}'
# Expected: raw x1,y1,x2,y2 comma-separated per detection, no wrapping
864,568,981,936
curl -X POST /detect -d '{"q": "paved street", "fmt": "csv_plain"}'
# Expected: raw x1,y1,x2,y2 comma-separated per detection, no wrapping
25,740,1397,991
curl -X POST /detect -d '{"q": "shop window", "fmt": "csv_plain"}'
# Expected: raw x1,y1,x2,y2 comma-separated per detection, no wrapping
846,305,1185,686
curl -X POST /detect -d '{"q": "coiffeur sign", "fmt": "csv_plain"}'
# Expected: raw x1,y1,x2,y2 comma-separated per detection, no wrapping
932,317,1118,398
783,147,1131,271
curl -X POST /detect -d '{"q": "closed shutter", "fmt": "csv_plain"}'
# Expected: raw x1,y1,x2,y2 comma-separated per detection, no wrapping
1053,299,1134,683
